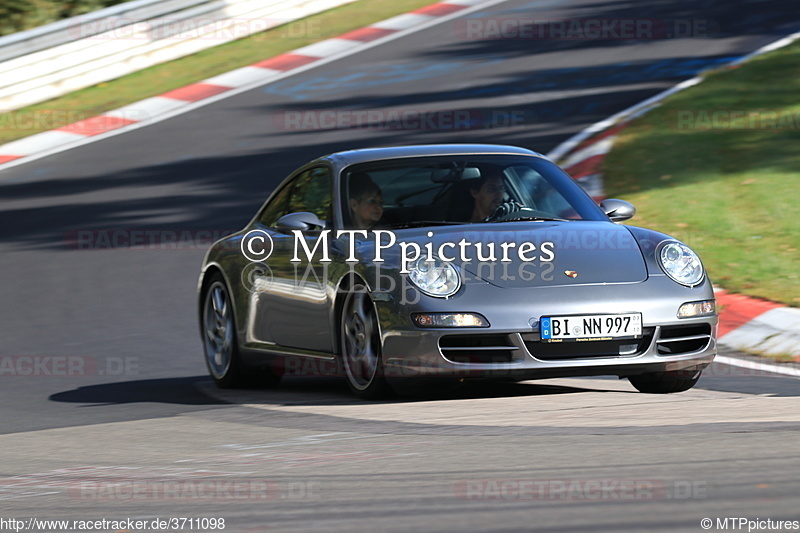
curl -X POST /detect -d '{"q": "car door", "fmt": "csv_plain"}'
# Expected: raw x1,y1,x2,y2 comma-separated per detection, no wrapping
249,167,335,353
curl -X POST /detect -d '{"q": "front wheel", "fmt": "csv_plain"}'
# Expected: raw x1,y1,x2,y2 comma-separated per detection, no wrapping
628,369,702,394
340,284,390,399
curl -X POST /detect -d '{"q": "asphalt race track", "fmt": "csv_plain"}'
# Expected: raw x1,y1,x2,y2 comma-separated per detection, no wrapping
2,0,800,531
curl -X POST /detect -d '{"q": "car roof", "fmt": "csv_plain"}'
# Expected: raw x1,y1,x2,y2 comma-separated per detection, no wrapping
318,144,544,167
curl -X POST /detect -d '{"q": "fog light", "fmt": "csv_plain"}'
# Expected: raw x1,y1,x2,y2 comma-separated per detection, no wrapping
677,300,716,318
412,313,489,328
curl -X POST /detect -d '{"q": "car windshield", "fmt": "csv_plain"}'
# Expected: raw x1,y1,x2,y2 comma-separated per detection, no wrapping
341,154,606,229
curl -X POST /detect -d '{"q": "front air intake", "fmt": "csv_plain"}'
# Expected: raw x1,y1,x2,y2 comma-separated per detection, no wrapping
439,334,517,363
656,324,712,355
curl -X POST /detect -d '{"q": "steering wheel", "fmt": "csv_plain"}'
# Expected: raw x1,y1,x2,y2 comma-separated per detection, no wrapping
485,201,554,222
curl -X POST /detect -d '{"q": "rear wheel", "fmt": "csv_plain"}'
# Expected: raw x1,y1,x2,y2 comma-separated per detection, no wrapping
202,274,280,388
628,369,702,394
340,284,390,399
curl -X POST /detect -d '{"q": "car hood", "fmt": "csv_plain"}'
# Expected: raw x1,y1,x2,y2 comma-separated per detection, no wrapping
387,221,648,289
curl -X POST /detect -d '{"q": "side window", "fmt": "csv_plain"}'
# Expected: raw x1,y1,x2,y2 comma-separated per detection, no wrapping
287,167,332,224
257,182,293,227
257,167,332,228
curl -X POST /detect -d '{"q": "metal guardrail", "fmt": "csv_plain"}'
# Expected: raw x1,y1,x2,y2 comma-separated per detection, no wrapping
0,0,204,62
0,0,356,112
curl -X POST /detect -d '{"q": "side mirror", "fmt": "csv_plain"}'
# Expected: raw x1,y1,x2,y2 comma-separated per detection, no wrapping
600,199,636,222
276,212,327,233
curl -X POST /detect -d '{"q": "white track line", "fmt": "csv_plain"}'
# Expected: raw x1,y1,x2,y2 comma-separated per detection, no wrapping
546,77,702,162
546,31,800,162
715,355,800,379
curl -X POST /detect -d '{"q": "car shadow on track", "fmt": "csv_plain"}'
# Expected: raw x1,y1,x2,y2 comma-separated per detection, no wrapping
49,376,228,406
199,375,630,407
45,375,618,408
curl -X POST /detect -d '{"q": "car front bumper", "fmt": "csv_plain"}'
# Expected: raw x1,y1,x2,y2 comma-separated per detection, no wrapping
377,275,717,381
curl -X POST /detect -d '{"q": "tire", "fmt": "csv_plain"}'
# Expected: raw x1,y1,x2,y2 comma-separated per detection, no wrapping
628,369,702,394
340,283,391,399
201,274,281,389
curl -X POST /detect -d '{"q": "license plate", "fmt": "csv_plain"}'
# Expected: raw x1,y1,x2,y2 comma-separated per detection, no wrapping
540,313,642,342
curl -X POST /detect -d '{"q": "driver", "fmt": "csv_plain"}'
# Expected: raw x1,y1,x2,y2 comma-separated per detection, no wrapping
469,171,507,222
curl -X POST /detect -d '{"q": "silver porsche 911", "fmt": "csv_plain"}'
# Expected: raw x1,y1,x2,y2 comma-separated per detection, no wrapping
198,144,717,398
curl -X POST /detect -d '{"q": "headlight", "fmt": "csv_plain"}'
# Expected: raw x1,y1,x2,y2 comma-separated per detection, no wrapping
412,313,489,327
658,241,704,286
678,300,716,318
407,257,461,298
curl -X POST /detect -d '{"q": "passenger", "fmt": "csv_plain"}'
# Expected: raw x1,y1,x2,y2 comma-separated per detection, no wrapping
349,173,384,229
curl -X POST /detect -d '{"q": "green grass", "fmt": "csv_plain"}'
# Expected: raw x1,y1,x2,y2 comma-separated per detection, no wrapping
0,0,436,144
602,40,800,307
